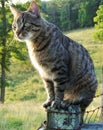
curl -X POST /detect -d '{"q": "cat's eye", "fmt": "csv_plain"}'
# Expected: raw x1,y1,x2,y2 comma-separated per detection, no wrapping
12,24,16,30
24,23,31,27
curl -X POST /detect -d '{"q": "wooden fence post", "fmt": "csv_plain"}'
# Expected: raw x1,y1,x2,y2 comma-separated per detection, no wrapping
46,105,81,130
38,105,103,130
101,65,103,122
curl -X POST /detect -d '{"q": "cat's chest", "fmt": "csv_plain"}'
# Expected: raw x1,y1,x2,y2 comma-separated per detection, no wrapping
29,49,51,79
26,41,53,79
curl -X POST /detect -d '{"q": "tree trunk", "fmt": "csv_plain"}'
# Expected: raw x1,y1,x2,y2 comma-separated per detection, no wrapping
0,0,7,103
1,65,6,103
101,65,103,121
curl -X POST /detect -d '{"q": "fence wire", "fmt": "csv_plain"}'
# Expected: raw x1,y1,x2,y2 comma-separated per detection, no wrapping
46,93,103,121
84,93,103,123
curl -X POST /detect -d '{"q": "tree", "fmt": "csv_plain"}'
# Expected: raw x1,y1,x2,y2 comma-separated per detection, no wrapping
41,0,102,30
43,0,61,28
78,0,101,27
94,5,103,41
0,0,41,103
0,0,8,103
60,5,69,31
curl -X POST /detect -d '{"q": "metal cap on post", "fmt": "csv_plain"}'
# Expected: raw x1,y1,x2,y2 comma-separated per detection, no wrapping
46,105,82,130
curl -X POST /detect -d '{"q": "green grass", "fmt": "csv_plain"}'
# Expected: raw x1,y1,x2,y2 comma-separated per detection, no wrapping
0,102,46,130
6,61,46,103
0,28,103,130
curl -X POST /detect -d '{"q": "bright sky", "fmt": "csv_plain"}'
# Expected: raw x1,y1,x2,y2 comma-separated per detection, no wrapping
12,0,50,4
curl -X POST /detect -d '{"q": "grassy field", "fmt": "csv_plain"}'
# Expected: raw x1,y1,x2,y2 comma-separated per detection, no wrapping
0,28,103,130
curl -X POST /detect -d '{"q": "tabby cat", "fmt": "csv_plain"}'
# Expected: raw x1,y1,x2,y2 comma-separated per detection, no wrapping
10,1,98,120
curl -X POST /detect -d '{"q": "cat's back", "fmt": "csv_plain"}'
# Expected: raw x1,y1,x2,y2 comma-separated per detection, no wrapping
62,35,94,71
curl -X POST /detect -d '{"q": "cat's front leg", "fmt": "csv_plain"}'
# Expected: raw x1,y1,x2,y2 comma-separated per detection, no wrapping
43,79,55,108
52,77,67,109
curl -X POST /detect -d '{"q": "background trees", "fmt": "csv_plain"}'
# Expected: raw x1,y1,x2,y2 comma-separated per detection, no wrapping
0,0,11,103
41,0,103,31
94,5,103,41
0,0,41,103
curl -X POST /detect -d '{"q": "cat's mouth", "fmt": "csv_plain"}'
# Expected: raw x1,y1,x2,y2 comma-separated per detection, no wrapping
15,34,25,42
15,32,33,41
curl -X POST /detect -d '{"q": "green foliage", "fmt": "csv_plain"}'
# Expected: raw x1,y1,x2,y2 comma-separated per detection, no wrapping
78,2,88,27
94,5,103,41
15,0,41,10
0,0,42,70
0,0,40,102
78,0,99,27
0,7,11,69
41,0,101,31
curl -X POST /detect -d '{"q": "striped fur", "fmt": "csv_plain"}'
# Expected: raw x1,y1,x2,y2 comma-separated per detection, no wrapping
10,2,98,119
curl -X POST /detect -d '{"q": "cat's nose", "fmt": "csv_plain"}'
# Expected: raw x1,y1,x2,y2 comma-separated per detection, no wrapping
16,30,21,36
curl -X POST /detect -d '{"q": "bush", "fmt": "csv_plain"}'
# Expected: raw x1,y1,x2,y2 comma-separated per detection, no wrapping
94,5,103,41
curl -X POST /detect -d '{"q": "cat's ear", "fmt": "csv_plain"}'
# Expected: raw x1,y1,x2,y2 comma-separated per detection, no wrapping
28,1,40,17
10,6,21,17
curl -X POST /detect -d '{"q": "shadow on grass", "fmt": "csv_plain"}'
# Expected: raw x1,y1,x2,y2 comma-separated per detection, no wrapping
20,92,36,101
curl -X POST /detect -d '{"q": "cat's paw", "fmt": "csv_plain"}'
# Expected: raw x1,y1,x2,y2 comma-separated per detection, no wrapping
51,100,61,109
43,100,53,108
52,100,71,110
61,100,71,110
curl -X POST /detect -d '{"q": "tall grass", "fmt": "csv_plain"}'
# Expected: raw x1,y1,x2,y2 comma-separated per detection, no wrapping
0,101,46,130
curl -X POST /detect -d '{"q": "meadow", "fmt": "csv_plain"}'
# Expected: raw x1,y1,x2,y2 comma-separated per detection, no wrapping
0,28,103,130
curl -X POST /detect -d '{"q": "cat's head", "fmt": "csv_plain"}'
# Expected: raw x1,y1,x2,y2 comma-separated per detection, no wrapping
10,1,41,42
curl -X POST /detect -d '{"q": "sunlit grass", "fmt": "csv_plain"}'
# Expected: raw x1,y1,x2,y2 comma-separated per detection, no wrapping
6,61,46,103
0,101,46,130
